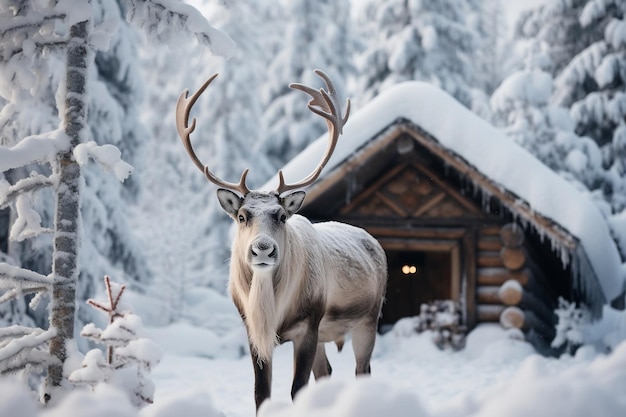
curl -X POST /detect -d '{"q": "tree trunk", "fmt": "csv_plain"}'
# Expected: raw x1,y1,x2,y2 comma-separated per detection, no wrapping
43,16,91,403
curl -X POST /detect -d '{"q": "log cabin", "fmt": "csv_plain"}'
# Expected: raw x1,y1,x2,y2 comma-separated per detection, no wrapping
262,82,625,353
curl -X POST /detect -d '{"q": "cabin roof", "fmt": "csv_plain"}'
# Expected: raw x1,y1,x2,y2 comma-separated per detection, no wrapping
261,81,624,303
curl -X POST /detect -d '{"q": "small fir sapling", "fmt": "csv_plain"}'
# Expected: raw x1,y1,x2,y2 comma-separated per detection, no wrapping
69,276,162,407
551,297,591,354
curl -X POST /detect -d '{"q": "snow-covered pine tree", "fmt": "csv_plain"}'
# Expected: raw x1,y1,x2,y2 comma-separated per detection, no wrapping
552,0,626,212
134,0,272,313
516,0,597,75
354,0,484,111
490,40,605,196
0,0,234,402
69,276,161,407
259,0,355,169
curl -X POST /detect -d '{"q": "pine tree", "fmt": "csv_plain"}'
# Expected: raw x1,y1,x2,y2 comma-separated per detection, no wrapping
554,0,626,212
69,276,161,407
354,0,484,110
0,0,234,403
259,0,355,169
490,40,605,196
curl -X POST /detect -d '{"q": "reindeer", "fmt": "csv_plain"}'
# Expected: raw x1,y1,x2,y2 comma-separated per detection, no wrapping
175,70,388,411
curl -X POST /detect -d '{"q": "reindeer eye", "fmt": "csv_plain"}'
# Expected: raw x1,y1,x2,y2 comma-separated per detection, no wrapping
280,214,287,223
238,214,245,223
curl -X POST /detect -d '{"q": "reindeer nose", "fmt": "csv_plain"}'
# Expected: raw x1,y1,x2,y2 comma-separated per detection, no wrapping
250,237,278,266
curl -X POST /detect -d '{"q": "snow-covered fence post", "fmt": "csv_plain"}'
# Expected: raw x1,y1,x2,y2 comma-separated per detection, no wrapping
43,13,92,400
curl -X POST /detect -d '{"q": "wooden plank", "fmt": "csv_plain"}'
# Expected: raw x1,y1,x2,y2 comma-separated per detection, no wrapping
476,305,505,322
374,190,408,217
478,237,501,251
379,238,458,252
339,163,408,215
411,162,484,216
477,252,504,268
477,268,530,286
463,229,477,328
413,191,447,217
476,286,501,304
365,227,466,240
478,224,502,236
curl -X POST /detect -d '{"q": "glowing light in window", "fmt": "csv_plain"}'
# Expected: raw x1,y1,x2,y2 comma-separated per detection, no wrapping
402,265,417,275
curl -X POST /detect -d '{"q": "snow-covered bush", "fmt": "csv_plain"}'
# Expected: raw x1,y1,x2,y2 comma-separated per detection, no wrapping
552,297,591,354
69,276,162,407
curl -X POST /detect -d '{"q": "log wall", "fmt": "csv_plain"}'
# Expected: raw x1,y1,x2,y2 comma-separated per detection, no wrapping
475,223,557,347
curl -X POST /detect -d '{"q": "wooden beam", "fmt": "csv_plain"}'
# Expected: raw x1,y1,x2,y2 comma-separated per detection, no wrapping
477,253,504,268
374,190,408,217
365,227,467,240
413,191,447,217
410,161,484,216
379,238,458,252
500,223,525,248
397,125,578,250
477,268,530,286
500,247,526,271
339,163,408,215
476,305,505,322
478,237,502,251
477,286,501,304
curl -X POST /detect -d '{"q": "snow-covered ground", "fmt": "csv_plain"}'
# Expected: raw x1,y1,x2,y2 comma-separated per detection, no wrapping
144,322,626,417
1,318,626,417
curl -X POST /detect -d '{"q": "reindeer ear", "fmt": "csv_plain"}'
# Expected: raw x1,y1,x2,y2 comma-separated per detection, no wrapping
216,189,243,218
281,191,306,217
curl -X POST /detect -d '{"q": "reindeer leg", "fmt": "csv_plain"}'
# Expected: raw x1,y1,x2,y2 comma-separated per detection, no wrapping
291,323,319,400
312,343,332,380
351,320,377,375
250,346,272,411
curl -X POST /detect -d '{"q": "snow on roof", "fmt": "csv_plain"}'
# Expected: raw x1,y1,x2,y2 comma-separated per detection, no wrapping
262,81,624,302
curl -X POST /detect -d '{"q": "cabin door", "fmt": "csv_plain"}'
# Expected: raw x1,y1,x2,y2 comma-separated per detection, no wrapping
380,250,453,329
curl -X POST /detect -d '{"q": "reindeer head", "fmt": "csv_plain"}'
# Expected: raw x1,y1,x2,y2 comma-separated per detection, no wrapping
175,70,350,272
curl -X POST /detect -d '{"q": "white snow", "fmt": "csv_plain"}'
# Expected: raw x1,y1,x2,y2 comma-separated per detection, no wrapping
74,141,134,182
1,317,626,416
263,81,624,302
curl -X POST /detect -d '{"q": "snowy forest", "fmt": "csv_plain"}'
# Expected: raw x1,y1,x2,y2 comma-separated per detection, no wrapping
1,0,626,416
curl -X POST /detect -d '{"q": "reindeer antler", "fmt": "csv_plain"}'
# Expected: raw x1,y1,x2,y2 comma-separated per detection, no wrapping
274,69,351,195
176,70,349,197
175,74,250,196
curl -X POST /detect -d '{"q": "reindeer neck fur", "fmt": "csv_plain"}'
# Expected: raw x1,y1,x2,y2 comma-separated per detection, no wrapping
229,213,324,362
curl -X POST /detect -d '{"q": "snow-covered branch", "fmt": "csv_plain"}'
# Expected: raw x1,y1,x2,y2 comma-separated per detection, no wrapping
122,0,236,58
0,12,66,38
0,173,57,209
0,128,70,173
0,327,57,375
0,263,53,288
0,286,48,305
10,194,53,242
74,142,133,182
